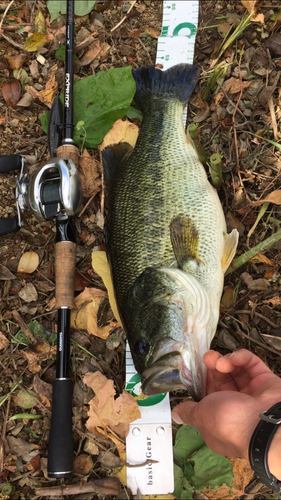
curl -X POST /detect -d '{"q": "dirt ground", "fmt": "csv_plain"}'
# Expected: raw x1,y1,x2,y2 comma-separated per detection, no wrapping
0,1,281,499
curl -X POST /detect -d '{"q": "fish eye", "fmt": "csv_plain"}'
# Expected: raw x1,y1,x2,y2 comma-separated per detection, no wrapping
134,339,149,356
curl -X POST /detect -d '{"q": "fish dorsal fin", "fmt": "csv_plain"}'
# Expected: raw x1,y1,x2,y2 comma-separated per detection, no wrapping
221,229,239,273
170,214,200,271
102,142,133,194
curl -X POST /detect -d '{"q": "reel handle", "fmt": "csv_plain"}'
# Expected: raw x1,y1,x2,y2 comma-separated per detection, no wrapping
0,155,22,173
0,217,19,236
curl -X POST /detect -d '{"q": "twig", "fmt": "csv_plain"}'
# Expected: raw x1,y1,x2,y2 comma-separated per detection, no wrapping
235,310,280,329
35,478,120,497
0,0,15,32
137,37,153,65
110,0,137,33
0,397,10,472
268,97,278,141
0,31,23,50
219,321,281,356
225,228,281,275
12,310,37,344
78,192,98,218
232,46,244,168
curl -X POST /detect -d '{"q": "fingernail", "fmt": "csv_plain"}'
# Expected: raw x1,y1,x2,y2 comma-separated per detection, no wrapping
171,411,184,425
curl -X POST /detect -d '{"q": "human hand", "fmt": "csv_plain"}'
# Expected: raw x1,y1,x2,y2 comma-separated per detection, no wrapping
172,349,281,461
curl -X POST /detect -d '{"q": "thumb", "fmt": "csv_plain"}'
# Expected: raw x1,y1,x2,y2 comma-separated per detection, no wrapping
172,401,198,426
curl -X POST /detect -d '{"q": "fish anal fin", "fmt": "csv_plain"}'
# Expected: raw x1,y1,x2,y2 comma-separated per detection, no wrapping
221,229,239,273
170,214,200,270
102,142,133,194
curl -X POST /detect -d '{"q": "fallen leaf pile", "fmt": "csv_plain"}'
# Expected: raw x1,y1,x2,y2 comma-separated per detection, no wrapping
84,371,141,452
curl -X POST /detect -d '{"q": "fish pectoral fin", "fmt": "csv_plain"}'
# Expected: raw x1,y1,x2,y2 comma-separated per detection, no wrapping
102,142,133,194
221,229,239,273
170,214,200,270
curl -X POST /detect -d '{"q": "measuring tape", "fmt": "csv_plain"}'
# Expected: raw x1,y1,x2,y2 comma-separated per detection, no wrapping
125,1,199,496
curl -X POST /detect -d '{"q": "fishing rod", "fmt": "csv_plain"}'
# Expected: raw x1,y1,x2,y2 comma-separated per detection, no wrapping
0,0,80,479
47,0,79,478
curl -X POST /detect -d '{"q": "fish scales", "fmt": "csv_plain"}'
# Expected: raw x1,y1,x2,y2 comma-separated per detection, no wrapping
105,99,225,310
103,64,238,399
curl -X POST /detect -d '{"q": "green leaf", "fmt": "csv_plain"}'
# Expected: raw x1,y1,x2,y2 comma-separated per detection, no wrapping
13,390,37,409
173,464,194,499
11,319,56,345
47,1,97,22
126,105,143,121
173,425,205,463
41,67,136,149
190,445,234,492
40,110,50,134
9,413,42,421
55,44,78,62
72,67,135,148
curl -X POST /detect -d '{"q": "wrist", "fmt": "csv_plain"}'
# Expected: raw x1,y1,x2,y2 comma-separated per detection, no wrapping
268,425,281,480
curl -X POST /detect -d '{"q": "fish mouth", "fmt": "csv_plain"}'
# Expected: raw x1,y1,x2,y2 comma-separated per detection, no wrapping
141,338,206,402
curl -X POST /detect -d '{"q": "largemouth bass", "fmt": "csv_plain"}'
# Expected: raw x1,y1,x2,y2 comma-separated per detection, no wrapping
103,64,239,401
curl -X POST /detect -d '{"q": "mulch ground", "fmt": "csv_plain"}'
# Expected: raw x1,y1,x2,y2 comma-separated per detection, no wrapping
0,1,281,498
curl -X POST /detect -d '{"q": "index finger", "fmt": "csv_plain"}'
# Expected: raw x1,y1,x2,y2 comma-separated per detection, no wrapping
214,349,273,391
203,351,239,393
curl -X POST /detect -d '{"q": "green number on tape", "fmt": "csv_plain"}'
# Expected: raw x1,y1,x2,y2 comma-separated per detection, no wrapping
172,22,197,38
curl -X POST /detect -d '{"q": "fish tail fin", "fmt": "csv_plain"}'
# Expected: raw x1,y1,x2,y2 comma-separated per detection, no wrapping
133,64,200,111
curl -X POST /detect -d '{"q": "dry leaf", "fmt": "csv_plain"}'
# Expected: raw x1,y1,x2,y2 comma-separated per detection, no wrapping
29,59,40,79
202,457,254,500
129,28,142,38
23,33,47,52
252,13,264,23
91,251,122,325
21,339,55,374
261,334,281,351
226,211,245,236
34,10,46,34
241,1,264,22
99,119,139,152
70,287,112,339
222,77,252,94
0,264,16,280
0,331,9,350
6,54,27,70
26,65,58,108
18,283,38,302
262,296,281,306
84,371,141,439
6,436,40,463
248,253,275,266
145,27,160,39
99,450,123,469
193,101,210,123
1,79,21,108
16,92,33,108
33,374,52,408
96,425,125,455
78,149,101,198
241,272,270,291
13,389,37,409
241,0,257,14
250,189,281,206
221,286,235,310
80,40,101,66
17,252,39,274
73,454,94,475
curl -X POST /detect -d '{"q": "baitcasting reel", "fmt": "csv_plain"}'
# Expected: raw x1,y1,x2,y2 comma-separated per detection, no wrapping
0,154,81,236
